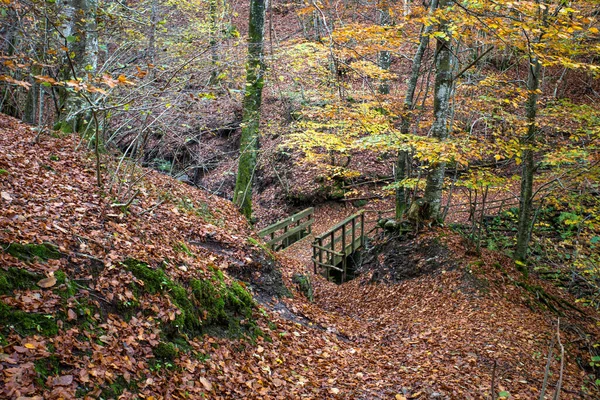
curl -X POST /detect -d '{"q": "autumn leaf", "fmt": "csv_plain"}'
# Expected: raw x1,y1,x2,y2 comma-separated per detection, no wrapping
37,276,57,288
199,377,213,391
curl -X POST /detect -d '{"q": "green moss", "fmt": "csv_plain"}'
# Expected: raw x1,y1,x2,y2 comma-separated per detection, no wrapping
124,259,170,294
153,341,178,361
0,302,58,336
2,242,62,262
116,299,140,322
173,241,193,256
100,376,139,399
191,277,226,325
54,271,77,300
49,154,60,161
191,274,258,338
125,259,259,340
34,355,61,387
124,259,200,333
292,273,314,302
0,168,8,175
0,267,42,295
54,270,66,284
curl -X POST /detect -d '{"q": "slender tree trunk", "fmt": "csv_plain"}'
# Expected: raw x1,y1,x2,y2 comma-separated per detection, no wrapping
0,8,20,117
233,0,268,220
422,0,452,221
377,1,391,95
514,2,548,273
57,0,98,133
208,0,220,85
395,0,439,219
148,0,158,65
514,54,541,270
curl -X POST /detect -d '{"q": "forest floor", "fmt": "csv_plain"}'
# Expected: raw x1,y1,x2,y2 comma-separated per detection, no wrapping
1,113,599,399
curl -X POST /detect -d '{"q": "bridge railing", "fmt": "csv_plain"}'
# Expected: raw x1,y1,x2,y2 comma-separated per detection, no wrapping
312,211,364,282
258,207,314,251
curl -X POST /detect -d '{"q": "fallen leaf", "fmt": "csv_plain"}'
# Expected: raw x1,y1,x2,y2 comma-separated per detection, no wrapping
24,343,36,349
37,276,57,288
68,309,77,320
1,191,12,201
200,377,213,391
52,375,73,386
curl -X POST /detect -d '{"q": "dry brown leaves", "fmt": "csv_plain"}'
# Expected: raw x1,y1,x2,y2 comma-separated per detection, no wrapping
1,114,599,399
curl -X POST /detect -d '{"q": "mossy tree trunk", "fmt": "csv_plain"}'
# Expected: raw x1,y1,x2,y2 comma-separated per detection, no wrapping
233,0,268,220
395,0,439,219
422,0,452,222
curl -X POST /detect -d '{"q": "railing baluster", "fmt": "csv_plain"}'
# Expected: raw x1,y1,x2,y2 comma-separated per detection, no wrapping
341,223,346,283
351,217,356,253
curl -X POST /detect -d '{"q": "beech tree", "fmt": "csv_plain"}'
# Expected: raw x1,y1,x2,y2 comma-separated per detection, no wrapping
395,0,439,219
56,0,98,133
233,0,269,219
422,0,453,221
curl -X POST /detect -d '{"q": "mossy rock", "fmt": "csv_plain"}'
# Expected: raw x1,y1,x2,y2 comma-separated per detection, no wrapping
2,242,62,263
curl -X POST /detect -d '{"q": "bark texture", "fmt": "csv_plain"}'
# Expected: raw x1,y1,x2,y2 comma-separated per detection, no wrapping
233,0,268,219
395,0,439,219
422,0,452,221
57,0,98,133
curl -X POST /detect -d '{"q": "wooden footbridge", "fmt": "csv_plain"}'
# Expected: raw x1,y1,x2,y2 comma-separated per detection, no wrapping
259,208,365,283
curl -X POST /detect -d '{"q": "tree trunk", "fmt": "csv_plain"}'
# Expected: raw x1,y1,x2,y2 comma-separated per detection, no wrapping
377,2,391,95
148,0,158,65
514,54,541,271
57,0,98,133
208,0,220,85
422,0,452,222
514,2,548,273
233,0,268,220
395,0,439,219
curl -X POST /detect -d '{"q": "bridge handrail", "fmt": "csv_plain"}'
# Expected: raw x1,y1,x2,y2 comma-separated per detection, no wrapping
258,207,314,250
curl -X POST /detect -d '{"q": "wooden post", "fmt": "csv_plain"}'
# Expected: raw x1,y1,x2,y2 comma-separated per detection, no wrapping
330,231,335,267
341,223,347,283
351,216,356,253
318,237,323,276
313,241,317,274
360,211,365,247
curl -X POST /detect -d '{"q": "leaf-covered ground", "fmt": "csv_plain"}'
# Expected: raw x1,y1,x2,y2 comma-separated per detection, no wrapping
1,113,599,399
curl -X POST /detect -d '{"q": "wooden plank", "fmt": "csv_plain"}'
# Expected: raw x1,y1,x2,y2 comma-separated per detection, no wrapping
258,207,314,237
323,237,363,267
320,224,362,248
311,258,344,271
314,211,363,241
312,244,344,256
266,219,312,246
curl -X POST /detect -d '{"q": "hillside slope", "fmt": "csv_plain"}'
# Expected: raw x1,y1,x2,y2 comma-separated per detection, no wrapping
1,113,599,399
